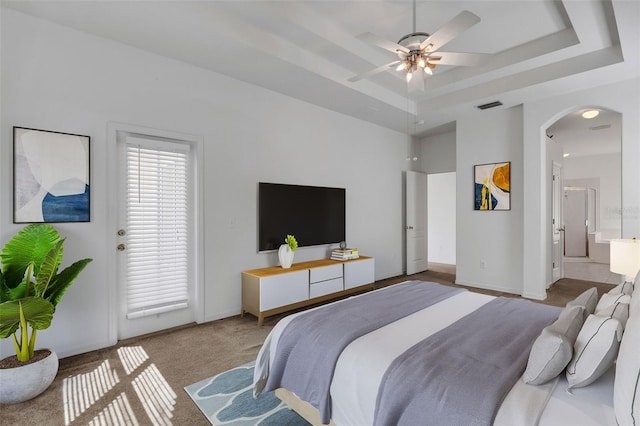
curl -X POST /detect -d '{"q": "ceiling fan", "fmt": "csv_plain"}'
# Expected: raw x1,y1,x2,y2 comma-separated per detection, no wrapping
348,2,488,91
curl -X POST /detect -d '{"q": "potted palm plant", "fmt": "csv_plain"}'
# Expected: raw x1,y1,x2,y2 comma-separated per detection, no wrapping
0,224,92,404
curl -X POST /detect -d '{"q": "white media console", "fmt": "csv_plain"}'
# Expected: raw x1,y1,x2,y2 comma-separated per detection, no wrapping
241,256,375,325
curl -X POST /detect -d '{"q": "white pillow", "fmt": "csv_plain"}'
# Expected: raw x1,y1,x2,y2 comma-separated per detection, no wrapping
566,287,598,320
608,281,634,296
632,271,640,316
596,301,630,329
566,314,623,389
614,310,640,425
596,293,631,312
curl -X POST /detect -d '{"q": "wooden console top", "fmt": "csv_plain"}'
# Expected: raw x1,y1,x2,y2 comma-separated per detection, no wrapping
242,255,372,278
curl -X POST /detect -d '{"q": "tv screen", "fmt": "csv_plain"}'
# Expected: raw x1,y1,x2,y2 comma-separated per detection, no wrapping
258,182,345,251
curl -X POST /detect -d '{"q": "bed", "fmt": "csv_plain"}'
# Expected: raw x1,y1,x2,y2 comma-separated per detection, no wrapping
253,278,639,425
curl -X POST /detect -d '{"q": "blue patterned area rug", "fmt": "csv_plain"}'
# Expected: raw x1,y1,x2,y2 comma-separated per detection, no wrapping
184,361,310,425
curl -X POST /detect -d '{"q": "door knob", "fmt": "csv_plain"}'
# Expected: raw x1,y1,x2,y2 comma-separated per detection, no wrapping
117,244,126,251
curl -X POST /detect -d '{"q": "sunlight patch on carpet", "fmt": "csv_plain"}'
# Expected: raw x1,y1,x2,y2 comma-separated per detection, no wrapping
184,362,309,425
63,359,120,424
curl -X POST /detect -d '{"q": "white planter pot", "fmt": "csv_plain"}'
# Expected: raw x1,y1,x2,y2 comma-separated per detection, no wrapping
278,244,295,268
0,349,59,404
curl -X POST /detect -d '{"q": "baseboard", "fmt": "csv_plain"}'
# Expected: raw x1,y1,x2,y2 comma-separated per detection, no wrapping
202,308,242,324
454,279,519,295
521,291,547,301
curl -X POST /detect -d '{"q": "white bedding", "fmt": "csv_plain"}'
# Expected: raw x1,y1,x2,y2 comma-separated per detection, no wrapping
253,282,617,425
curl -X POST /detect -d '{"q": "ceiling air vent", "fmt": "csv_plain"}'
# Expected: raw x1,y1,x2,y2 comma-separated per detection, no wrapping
589,124,611,131
476,101,503,110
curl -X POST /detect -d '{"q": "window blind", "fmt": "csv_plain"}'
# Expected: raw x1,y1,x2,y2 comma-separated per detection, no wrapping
125,139,190,319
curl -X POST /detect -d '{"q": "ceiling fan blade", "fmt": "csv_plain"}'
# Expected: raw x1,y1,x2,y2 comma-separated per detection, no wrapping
348,60,402,83
357,32,410,55
428,52,489,66
420,10,481,52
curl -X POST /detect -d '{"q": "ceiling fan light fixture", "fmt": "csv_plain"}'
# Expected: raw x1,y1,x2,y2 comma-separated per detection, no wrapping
582,110,600,119
417,56,426,68
424,66,433,75
406,71,413,82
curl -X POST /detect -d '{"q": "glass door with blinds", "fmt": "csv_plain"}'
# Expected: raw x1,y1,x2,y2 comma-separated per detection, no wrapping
117,132,195,339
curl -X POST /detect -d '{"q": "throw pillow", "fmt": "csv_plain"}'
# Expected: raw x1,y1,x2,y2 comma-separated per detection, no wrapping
566,287,598,320
608,281,634,296
548,304,585,343
596,293,631,312
523,328,572,385
596,302,630,329
614,309,639,425
522,305,583,385
566,314,623,389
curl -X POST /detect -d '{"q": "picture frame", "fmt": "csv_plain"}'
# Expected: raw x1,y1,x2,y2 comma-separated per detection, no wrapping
474,161,510,211
13,126,90,223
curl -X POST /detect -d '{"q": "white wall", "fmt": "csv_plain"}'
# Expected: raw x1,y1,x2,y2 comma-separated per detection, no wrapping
419,131,456,174
456,106,524,293
427,172,456,264
0,9,410,358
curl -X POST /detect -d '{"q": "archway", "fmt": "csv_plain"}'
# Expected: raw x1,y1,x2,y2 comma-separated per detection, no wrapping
545,106,622,285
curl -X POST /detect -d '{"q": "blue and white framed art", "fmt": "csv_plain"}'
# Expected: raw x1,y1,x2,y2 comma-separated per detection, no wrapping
13,127,90,223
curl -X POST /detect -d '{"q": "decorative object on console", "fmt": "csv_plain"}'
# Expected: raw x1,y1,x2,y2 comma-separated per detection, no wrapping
278,234,298,268
610,238,640,281
13,127,90,223
331,248,359,261
474,162,510,211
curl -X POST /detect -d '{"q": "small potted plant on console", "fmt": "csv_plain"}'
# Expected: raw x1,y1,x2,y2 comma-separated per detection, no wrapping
278,234,298,268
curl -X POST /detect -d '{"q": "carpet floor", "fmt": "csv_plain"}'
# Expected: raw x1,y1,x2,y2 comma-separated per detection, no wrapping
0,268,613,425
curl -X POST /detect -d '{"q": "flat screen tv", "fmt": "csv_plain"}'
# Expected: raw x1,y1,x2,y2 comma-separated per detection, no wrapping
258,182,345,252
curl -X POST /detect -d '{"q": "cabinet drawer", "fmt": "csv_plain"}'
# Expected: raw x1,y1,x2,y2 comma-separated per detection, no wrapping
310,277,344,298
309,264,343,283
344,258,375,290
260,270,309,310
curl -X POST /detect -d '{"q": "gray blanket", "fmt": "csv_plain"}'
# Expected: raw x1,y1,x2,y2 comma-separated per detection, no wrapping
263,281,465,424
374,297,561,426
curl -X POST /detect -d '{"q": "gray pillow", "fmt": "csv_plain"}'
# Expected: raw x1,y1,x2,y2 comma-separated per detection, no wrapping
548,304,585,343
566,287,598,319
523,328,573,385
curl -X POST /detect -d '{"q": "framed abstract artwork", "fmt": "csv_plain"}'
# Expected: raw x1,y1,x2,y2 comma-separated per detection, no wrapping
474,161,510,211
13,127,90,223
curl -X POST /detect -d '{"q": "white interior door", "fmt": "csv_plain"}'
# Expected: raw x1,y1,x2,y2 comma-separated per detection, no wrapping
406,171,428,275
564,188,588,257
552,162,564,283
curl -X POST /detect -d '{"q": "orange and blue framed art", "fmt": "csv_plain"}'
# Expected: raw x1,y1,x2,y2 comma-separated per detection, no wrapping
474,162,510,211
14,127,90,223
